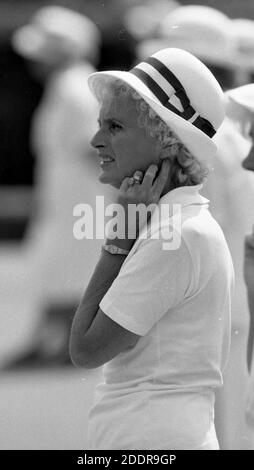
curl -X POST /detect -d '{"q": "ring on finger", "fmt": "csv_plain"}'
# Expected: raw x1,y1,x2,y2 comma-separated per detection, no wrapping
133,173,143,184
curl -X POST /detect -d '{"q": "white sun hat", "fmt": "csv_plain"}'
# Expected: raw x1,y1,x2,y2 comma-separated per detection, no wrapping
12,6,100,62
226,84,254,113
138,5,236,68
233,19,254,71
88,48,225,164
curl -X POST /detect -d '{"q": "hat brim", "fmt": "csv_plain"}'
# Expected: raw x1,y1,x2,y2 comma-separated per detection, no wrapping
88,70,217,165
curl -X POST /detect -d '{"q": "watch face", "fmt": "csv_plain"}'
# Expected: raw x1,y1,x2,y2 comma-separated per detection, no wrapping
112,246,117,254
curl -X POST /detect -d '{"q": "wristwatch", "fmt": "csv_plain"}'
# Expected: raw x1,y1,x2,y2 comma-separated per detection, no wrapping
102,244,130,255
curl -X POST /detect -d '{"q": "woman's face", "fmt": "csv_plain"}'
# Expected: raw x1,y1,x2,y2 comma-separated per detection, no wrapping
91,93,162,188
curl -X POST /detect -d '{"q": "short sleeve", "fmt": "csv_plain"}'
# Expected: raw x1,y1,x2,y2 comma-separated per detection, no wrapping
99,236,193,336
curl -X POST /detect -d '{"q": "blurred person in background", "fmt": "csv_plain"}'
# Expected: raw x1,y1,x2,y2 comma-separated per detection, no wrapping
124,0,179,46
3,5,113,368
135,4,254,449
233,19,254,86
226,84,254,445
137,4,237,89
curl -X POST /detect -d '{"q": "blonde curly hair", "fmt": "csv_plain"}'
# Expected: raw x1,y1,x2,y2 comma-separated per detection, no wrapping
94,79,209,187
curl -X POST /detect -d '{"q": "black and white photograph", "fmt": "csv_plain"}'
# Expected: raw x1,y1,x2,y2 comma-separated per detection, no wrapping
1,0,254,456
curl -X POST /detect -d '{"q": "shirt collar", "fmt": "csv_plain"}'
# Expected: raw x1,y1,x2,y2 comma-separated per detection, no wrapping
131,184,209,252
158,183,209,209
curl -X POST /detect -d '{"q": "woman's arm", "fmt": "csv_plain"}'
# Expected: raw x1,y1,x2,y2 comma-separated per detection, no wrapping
69,244,138,368
69,160,170,368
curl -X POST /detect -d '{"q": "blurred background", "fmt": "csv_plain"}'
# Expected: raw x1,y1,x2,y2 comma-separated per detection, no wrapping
1,0,254,450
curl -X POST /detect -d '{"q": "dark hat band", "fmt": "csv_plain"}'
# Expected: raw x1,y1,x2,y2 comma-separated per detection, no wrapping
130,57,216,138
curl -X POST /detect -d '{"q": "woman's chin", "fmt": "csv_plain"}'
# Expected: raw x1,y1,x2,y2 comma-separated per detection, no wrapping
98,172,120,188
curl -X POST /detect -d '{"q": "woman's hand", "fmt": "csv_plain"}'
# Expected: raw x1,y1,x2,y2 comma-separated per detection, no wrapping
116,159,170,239
117,159,170,208
105,159,170,250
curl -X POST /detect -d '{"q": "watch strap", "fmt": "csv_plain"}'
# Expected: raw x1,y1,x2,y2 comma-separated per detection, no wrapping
102,244,130,255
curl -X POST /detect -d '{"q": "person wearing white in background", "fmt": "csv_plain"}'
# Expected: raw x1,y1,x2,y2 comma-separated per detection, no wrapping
226,84,254,448
5,6,114,368
211,20,254,450
233,19,254,86
70,47,234,450
136,4,254,449
124,0,179,44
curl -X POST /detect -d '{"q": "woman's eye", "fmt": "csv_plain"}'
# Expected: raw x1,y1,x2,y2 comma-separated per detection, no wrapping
109,122,122,132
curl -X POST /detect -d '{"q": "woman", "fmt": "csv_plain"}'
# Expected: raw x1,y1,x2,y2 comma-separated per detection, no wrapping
70,48,234,450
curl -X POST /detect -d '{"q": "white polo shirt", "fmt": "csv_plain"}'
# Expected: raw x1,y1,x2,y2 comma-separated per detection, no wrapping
87,184,234,450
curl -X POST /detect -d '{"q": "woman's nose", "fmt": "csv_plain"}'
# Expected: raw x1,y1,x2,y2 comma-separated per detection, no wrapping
91,128,107,149
242,144,254,172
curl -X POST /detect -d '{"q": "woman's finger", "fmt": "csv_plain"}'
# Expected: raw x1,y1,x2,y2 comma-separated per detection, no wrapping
153,159,170,196
142,164,158,188
120,176,132,192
